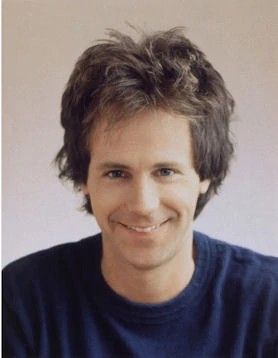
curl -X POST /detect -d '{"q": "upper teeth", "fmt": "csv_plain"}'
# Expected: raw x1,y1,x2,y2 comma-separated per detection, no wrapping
127,225,159,232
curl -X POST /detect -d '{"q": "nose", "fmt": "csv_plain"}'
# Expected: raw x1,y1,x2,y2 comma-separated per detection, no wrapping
126,176,160,215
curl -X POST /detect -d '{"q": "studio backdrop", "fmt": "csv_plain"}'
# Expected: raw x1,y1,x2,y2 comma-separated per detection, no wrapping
3,0,278,266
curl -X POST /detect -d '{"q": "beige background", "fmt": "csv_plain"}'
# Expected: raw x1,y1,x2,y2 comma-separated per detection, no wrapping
3,0,278,266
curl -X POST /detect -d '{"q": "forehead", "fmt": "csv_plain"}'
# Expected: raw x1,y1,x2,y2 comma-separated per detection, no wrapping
89,110,193,163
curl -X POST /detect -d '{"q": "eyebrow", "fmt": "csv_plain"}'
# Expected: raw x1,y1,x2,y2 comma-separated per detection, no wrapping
96,161,184,170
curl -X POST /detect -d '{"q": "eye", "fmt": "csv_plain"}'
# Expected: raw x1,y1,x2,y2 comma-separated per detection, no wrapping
105,170,127,179
157,168,176,177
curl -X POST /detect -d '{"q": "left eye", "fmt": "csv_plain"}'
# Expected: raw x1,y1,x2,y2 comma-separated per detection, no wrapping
158,168,175,176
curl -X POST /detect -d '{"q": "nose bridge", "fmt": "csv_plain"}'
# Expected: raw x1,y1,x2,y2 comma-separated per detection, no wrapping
127,174,159,214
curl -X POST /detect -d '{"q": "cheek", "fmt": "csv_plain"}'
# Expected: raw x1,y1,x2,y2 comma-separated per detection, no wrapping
89,182,125,215
166,180,200,202
164,182,200,215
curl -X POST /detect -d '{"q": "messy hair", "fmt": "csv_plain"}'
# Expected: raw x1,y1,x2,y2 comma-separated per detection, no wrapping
55,27,235,219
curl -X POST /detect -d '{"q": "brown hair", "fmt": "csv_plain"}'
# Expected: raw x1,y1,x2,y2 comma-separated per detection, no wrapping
55,28,235,218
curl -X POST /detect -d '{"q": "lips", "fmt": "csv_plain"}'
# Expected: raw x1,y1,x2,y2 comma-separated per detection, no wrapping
119,219,169,233
125,224,160,232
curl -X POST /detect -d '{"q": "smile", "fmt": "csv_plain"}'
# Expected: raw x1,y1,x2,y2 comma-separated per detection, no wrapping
126,224,160,232
120,220,169,233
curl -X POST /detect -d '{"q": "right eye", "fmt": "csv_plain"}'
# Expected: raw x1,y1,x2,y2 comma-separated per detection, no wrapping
105,170,127,179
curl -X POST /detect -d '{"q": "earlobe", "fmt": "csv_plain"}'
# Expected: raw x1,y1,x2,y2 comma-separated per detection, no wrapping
199,179,210,194
80,184,89,195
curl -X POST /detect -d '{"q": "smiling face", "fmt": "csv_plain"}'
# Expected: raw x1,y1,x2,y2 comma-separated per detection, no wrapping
82,109,210,272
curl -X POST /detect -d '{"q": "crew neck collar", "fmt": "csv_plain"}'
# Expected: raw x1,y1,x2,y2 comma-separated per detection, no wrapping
87,231,213,324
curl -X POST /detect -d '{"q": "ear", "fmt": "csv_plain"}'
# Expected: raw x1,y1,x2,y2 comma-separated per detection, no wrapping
199,179,210,195
80,184,89,195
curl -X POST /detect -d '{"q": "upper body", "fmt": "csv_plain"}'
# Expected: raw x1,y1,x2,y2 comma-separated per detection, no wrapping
3,231,278,357
4,28,277,357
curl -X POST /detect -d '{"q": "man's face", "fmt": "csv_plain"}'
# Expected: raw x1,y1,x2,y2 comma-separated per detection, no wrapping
82,110,210,271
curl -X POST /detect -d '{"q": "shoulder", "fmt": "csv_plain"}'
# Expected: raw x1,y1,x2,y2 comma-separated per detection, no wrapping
195,231,278,314
195,231,278,278
195,231,278,306
2,234,102,355
195,232,278,351
3,233,102,294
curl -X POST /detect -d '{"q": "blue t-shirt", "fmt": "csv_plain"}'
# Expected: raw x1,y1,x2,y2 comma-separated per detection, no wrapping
3,232,278,357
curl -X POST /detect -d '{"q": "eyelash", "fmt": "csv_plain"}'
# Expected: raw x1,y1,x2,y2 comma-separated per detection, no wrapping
158,168,175,177
106,170,127,179
105,168,177,179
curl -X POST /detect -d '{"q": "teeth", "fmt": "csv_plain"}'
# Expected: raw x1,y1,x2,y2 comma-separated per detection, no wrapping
127,225,159,232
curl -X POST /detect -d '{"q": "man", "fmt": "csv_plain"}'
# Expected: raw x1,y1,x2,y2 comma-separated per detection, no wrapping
3,28,278,357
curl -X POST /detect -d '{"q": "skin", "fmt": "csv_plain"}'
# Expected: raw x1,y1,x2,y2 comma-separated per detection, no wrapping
82,109,210,304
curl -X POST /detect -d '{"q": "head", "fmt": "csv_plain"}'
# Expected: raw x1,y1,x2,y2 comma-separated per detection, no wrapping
55,27,234,219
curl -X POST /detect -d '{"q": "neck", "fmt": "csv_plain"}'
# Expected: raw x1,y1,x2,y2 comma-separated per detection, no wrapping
101,236,195,304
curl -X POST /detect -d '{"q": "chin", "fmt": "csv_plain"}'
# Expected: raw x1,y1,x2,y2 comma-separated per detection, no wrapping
122,246,179,272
